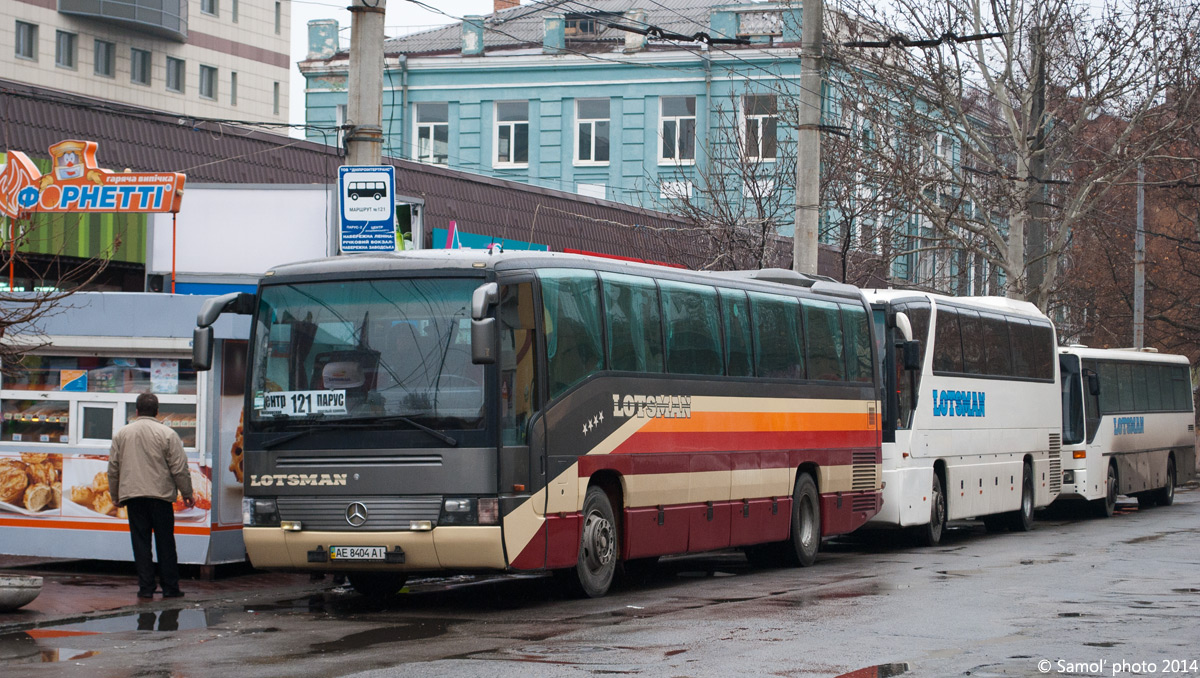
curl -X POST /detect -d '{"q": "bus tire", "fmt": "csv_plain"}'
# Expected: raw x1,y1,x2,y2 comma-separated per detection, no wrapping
785,472,821,567
914,472,947,547
1094,462,1118,518
574,486,618,598
1008,462,1035,532
1154,456,1177,507
347,572,408,600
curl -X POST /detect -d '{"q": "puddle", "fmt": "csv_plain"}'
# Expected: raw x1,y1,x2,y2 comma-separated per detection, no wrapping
0,608,223,665
834,662,910,677
308,622,449,653
1125,534,1165,544
0,631,101,664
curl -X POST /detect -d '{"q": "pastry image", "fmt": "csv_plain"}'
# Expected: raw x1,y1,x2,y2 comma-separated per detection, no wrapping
92,471,109,493
92,493,115,517
0,465,29,504
23,483,52,512
70,485,95,506
20,452,49,465
229,413,245,483
27,462,57,486
68,467,120,517
51,481,62,509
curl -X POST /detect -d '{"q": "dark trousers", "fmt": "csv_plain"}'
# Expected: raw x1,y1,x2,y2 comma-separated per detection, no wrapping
125,497,181,595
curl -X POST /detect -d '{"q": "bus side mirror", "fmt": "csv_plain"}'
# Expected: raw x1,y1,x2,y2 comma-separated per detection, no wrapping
1086,371,1100,396
902,340,922,371
893,311,914,342
472,283,499,321
193,326,215,371
472,318,497,364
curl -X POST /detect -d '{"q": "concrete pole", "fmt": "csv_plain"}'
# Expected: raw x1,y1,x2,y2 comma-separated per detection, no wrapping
793,0,823,275
1026,26,1047,306
1134,163,1145,349
345,0,388,166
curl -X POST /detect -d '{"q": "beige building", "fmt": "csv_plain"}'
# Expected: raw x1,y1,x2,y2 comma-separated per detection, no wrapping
3,0,290,123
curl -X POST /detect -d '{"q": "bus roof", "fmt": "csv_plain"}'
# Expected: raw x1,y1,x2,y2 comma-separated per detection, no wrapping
262,250,866,303
1058,345,1192,366
863,288,1046,320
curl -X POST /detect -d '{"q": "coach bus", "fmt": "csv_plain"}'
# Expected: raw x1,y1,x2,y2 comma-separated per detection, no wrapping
192,250,883,598
1057,346,1196,516
866,291,1062,545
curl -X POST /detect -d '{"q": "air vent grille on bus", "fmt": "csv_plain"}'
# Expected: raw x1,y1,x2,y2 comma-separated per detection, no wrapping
851,494,877,512
1048,433,1062,494
851,450,879,492
276,496,442,531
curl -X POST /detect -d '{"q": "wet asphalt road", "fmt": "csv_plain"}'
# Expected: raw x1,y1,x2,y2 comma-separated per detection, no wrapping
4,487,1200,678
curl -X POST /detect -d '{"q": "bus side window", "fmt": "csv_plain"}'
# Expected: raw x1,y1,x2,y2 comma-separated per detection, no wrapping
720,289,754,377
932,307,963,373
601,272,664,374
499,282,538,445
749,292,804,380
1082,359,1102,443
840,304,873,383
541,270,603,400
981,314,1012,377
958,310,986,375
802,298,846,381
1145,364,1163,412
1008,319,1034,379
660,280,722,376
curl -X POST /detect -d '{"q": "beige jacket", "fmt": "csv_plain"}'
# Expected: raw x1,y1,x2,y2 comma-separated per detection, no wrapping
107,416,193,504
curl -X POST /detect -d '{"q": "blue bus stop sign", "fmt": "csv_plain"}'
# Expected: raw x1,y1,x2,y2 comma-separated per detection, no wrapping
339,165,396,252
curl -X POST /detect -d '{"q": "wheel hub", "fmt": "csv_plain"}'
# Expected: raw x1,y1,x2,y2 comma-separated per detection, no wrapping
582,512,614,572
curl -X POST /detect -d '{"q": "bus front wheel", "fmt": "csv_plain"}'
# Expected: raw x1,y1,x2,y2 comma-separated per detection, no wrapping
914,472,946,547
1094,462,1118,518
347,572,408,600
574,486,618,598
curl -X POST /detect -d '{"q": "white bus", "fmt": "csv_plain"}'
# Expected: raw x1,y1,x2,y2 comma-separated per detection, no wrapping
1058,346,1196,516
867,291,1062,544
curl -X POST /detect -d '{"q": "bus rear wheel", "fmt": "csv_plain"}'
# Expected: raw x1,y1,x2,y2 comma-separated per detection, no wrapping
1007,462,1035,531
1154,456,1177,507
574,486,618,598
1094,462,1118,518
914,472,946,547
347,572,408,600
785,472,821,567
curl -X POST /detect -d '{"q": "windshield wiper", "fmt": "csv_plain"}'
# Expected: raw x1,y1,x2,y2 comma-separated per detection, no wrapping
258,414,457,449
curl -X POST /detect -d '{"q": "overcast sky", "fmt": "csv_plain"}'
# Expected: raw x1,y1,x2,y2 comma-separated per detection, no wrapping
287,0,497,136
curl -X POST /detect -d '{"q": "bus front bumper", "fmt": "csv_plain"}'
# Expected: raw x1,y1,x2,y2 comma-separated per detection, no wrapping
243,526,507,571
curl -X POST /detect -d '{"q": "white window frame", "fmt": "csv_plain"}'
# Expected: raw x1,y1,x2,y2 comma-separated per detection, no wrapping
413,102,450,165
659,96,697,165
130,48,151,85
199,64,218,100
166,57,185,93
15,21,37,62
660,180,693,200
494,101,529,168
55,30,76,70
574,98,610,166
743,94,778,161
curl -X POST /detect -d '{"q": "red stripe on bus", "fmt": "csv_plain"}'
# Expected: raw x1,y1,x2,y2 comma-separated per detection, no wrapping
579,447,878,477
610,429,879,456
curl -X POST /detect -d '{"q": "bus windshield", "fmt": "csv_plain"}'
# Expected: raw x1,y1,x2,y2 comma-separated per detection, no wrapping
248,278,485,430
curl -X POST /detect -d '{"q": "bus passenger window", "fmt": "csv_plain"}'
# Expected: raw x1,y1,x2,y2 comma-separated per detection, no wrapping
1097,361,1119,413
981,314,1012,377
499,282,538,445
1028,323,1056,380
601,272,663,374
1145,365,1163,411
803,299,846,381
660,280,722,376
932,307,963,373
541,270,603,400
720,289,754,377
750,292,804,380
1116,363,1134,412
958,310,986,375
841,304,873,383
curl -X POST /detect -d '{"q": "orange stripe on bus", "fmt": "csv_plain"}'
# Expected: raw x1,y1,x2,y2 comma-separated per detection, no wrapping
640,411,874,434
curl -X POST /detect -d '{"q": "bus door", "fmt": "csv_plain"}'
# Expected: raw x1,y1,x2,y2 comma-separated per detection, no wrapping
497,279,548,566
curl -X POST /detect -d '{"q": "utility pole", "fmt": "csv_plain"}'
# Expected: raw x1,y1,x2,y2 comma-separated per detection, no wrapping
793,0,823,275
1026,25,1047,306
1133,163,1145,348
345,0,387,166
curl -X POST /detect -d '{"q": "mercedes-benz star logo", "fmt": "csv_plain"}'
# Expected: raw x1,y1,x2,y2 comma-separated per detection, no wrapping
345,502,369,527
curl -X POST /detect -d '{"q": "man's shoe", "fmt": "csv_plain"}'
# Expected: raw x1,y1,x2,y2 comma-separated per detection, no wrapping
137,591,156,599
162,591,185,598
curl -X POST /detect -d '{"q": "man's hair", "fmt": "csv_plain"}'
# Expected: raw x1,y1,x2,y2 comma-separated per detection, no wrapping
135,392,159,417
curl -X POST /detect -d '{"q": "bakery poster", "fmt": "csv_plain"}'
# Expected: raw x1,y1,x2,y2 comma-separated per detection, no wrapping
0,452,210,523
216,341,248,527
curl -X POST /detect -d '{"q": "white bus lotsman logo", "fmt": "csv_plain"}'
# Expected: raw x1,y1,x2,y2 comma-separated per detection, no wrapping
345,502,369,527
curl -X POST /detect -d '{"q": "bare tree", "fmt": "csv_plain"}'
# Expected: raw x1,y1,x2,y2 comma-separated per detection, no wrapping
824,0,1200,310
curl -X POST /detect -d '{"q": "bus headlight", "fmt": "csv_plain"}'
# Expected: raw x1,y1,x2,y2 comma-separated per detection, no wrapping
1062,470,1075,484
243,497,280,527
438,497,500,526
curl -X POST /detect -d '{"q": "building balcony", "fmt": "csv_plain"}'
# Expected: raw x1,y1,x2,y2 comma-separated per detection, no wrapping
58,0,188,42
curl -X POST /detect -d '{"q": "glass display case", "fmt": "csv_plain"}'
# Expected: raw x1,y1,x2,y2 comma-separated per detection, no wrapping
1,399,70,443
125,402,198,448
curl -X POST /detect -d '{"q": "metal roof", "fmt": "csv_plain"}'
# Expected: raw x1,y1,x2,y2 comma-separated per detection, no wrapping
381,0,752,57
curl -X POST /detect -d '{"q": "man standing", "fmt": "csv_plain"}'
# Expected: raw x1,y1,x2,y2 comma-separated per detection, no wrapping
108,393,194,599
